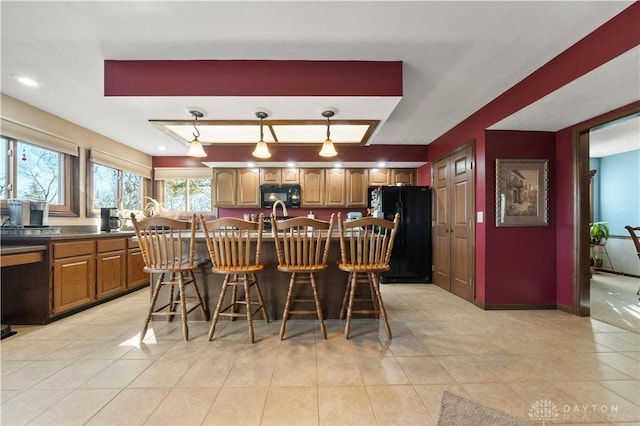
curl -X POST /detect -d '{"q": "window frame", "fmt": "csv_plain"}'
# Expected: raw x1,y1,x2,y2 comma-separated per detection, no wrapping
0,136,79,217
86,155,150,218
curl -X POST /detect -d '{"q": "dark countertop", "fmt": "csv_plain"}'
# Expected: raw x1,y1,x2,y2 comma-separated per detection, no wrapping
0,230,136,243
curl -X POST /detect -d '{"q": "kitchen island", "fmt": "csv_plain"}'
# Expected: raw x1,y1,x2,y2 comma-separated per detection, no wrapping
151,231,363,321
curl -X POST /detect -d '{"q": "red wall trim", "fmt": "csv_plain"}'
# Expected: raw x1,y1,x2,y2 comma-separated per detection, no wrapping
152,144,428,168
105,60,403,97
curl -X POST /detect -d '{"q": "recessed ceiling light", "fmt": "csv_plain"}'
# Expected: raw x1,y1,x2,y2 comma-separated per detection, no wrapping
12,74,40,87
157,146,167,151
287,162,296,168
377,161,386,168
247,162,255,168
334,163,342,168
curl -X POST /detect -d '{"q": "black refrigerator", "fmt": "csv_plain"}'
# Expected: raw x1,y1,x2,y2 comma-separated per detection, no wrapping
369,185,432,283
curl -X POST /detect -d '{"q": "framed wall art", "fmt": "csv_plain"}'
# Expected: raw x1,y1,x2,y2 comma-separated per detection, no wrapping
496,159,549,227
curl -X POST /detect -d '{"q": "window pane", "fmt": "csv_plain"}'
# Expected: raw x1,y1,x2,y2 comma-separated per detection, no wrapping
188,179,211,211
0,138,7,200
164,179,187,211
93,163,118,208
122,172,143,211
16,142,64,204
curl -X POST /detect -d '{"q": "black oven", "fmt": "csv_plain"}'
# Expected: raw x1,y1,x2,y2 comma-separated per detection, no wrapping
260,184,301,208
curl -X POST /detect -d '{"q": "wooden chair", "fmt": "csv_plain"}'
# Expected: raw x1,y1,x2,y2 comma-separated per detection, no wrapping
271,213,335,339
201,214,269,343
624,225,640,296
130,213,209,341
337,212,399,339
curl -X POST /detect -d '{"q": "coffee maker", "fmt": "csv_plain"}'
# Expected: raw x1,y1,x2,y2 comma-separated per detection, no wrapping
100,207,121,232
7,199,49,227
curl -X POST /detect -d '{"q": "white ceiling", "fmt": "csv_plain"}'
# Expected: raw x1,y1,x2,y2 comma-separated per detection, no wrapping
1,1,637,158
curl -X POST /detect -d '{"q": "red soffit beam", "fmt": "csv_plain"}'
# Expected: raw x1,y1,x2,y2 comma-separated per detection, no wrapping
104,60,403,97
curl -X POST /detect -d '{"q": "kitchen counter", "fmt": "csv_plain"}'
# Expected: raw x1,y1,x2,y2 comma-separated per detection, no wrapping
0,229,136,242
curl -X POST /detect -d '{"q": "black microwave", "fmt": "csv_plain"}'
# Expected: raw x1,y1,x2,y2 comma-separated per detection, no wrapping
260,184,301,208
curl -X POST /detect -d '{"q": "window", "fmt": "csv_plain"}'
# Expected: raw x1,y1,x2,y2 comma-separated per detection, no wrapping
0,136,78,215
90,163,146,214
164,178,212,211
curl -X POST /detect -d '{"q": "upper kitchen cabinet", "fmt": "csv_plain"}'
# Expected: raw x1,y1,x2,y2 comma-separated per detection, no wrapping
260,169,281,184
391,169,414,186
237,168,260,206
212,169,237,207
260,168,300,184
369,169,390,186
346,169,369,207
325,168,346,207
301,169,325,207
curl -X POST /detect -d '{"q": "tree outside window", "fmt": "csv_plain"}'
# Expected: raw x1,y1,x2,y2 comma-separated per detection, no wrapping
164,178,211,211
16,142,64,204
92,164,144,212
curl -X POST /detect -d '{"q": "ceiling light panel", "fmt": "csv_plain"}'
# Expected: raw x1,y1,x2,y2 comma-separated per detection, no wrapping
272,124,370,143
166,124,276,143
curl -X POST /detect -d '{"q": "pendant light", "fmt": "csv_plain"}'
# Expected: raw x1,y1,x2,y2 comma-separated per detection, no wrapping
186,109,207,157
252,110,271,159
319,109,338,158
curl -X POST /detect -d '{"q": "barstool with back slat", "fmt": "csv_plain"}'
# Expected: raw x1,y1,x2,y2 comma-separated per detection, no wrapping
130,213,209,342
201,214,269,344
337,212,399,339
271,213,335,340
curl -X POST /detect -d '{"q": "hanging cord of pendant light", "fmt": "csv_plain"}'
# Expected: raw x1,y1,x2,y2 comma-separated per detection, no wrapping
319,109,338,157
186,109,207,157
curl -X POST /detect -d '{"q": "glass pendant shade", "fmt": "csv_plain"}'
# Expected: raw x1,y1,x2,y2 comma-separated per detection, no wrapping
319,138,338,157
252,140,271,158
187,139,207,157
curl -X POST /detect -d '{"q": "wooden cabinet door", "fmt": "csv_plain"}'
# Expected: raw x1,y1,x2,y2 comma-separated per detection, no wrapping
212,169,237,207
260,169,281,184
53,254,95,313
432,145,475,302
237,169,260,206
127,248,148,288
346,169,368,207
325,168,346,206
282,169,300,184
301,169,324,207
369,169,389,186
96,250,126,299
391,169,414,186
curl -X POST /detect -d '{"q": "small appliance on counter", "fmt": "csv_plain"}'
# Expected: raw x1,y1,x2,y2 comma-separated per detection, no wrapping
100,207,122,232
7,198,49,227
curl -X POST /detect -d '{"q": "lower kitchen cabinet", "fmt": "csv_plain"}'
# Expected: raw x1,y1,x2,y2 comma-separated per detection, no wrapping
127,237,148,288
1,233,148,325
96,238,127,299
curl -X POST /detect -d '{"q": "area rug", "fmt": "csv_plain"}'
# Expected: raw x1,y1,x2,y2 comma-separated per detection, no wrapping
437,391,533,426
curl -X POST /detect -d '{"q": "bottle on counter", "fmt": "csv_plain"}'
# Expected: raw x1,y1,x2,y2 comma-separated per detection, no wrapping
307,211,315,219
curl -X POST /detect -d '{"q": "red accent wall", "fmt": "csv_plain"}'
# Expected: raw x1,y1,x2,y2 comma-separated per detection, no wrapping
426,3,639,309
152,144,428,167
417,163,431,186
484,131,557,305
105,60,402,97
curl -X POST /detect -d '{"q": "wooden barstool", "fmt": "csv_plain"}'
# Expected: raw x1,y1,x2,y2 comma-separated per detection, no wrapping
201,214,269,344
130,213,209,342
271,213,335,339
337,212,399,339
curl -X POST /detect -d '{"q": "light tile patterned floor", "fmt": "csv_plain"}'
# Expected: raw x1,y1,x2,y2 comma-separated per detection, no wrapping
1,284,638,425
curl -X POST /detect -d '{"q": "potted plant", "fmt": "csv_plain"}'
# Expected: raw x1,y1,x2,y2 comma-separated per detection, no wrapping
589,222,610,245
